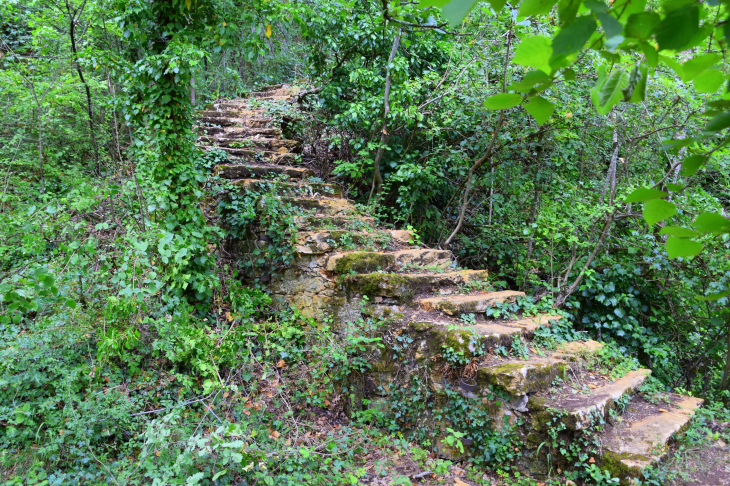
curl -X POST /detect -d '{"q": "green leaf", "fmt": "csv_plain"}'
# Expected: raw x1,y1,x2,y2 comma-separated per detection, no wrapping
666,237,703,258
693,69,725,94
659,226,700,237
552,16,598,57
694,212,730,234
160,95,172,104
557,0,580,25
612,0,646,21
642,199,676,226
624,12,660,39
597,13,623,38
696,289,730,301
625,187,668,203
563,68,576,81
487,0,507,11
512,36,553,73
705,111,730,133
654,5,699,51
659,54,685,80
621,64,646,102
666,182,683,192
523,96,556,124
629,63,648,102
682,53,721,81
65,298,77,309
518,0,559,17
483,93,523,110
681,154,706,176
507,70,553,92
639,41,658,67
439,0,480,26
595,68,628,114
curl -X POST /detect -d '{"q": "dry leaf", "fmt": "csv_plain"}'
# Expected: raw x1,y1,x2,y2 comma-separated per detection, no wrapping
659,408,669,413
454,479,469,486
265,24,272,38
588,384,597,389
588,457,595,463
223,392,229,398
324,399,331,407
277,359,286,368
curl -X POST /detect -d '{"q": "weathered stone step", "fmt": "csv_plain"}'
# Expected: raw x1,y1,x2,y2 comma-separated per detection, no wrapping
215,163,313,180
506,314,563,333
294,229,413,255
538,369,651,430
209,137,300,152
199,117,272,129
344,270,489,300
231,179,342,198
601,394,703,483
294,213,376,230
216,147,295,163
419,290,524,316
478,357,566,397
325,249,452,275
281,197,357,215
206,127,282,138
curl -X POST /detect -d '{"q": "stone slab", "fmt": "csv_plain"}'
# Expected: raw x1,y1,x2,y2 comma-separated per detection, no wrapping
419,290,524,315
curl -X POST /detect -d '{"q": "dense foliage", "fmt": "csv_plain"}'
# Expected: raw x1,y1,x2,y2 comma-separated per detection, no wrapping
1,0,729,483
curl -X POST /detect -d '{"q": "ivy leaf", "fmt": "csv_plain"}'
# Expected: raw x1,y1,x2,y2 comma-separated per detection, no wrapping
693,212,730,234
654,5,699,51
624,12,660,39
160,95,172,104
659,226,700,238
512,36,553,74
518,0,559,17
483,93,523,110
625,187,668,203
666,237,703,259
696,289,730,301
642,199,676,226
523,96,556,124
693,70,725,94
552,16,597,57
681,155,706,176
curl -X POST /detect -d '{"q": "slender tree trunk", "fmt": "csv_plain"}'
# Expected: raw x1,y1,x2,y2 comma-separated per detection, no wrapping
369,29,401,203
721,311,730,398
66,0,100,175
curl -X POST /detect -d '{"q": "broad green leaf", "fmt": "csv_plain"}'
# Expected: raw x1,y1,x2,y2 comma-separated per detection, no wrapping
557,0,580,25
696,289,730,301
552,16,598,57
512,36,553,73
705,111,730,133
622,64,646,102
666,182,683,192
639,41,658,67
441,0,480,26
662,137,695,152
584,0,608,13
666,237,703,258
659,226,700,237
654,5,699,51
563,68,576,81
66,298,77,309
612,0,646,21
597,13,623,38
625,187,668,203
483,93,523,110
590,65,608,109
643,199,676,226
693,69,725,94
507,70,553,92
523,96,556,124
518,0,559,17
624,12,660,39
596,68,628,114
659,54,685,80
487,0,507,11
629,63,648,102
683,53,721,81
694,212,730,234
681,154,706,176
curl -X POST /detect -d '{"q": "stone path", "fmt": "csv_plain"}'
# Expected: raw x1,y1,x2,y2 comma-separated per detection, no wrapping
196,84,707,484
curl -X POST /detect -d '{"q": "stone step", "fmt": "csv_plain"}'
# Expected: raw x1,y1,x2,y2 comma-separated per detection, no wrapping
552,339,605,360
601,394,703,482
215,163,313,180
294,229,413,255
209,137,300,152
506,314,563,333
537,369,652,430
478,357,567,397
281,197,357,216
231,179,342,198
343,270,490,301
325,249,453,275
199,117,272,129
215,147,295,164
294,213,376,231
419,290,524,316
205,127,282,138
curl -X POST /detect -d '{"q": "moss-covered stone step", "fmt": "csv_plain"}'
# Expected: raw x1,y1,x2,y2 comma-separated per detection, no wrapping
418,290,524,316
294,213,376,231
281,197,358,215
325,249,452,275
217,146,295,163
293,229,411,255
537,369,651,430
477,357,566,397
503,314,563,333
206,126,282,138
215,163,313,180
552,339,605,361
231,179,342,198
344,270,490,300
199,116,272,129
212,137,300,153
600,394,703,484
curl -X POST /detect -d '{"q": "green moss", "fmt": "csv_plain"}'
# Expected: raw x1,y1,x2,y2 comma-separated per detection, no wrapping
409,321,435,332
345,273,414,300
601,451,645,485
333,252,395,274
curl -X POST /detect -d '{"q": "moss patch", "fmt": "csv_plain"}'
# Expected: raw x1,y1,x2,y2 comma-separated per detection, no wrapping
601,450,645,485
333,252,395,275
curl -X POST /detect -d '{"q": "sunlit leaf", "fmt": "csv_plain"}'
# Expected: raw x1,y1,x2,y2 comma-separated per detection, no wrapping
625,187,668,203
693,70,725,94
512,36,553,73
597,13,623,38
518,0,559,16
705,112,730,133
594,68,627,114
552,16,597,57
696,289,730,301
666,237,703,258
523,96,556,124
682,53,721,81
694,212,730,234
624,12,660,39
681,155,706,176
265,24,272,38
483,93,523,110
507,70,553,92
642,199,676,226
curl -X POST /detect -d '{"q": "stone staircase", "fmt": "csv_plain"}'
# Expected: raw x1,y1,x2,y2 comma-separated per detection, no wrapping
196,85,704,485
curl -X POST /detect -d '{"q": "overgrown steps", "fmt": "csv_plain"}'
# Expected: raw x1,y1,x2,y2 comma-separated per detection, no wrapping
419,290,524,315
325,249,452,274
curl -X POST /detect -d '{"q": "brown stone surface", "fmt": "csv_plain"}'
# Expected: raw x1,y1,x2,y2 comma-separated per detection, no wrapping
506,314,563,332
602,395,704,477
344,270,490,299
231,179,342,198
325,248,452,273
215,163,313,180
477,357,566,396
557,339,605,356
419,290,524,315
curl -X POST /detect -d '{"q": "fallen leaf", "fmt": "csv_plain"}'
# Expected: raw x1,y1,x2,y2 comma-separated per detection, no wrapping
277,359,286,368
454,479,469,486
659,408,669,413
588,457,595,463
588,384,597,389
324,399,331,407
265,24,272,38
